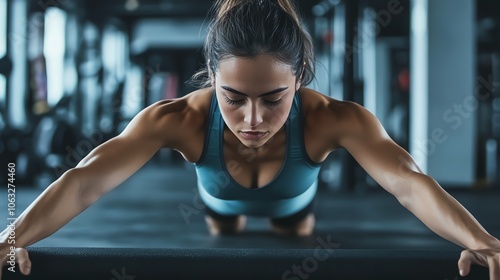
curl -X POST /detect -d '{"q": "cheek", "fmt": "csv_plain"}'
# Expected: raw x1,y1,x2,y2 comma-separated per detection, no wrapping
220,104,242,125
265,107,287,123
267,100,293,123
226,111,241,124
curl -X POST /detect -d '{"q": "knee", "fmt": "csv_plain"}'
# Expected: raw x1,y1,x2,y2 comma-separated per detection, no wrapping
269,214,315,237
204,215,246,236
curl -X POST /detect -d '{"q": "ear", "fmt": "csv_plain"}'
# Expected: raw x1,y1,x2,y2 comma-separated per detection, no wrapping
295,61,306,90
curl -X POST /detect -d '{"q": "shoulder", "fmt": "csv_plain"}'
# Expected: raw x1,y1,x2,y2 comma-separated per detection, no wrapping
298,87,359,120
299,87,386,149
123,87,214,149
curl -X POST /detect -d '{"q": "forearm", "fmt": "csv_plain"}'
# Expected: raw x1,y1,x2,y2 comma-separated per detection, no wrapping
401,173,499,250
0,169,88,248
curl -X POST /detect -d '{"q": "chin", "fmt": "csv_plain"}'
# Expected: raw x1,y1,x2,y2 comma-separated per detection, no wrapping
240,140,264,149
238,137,268,149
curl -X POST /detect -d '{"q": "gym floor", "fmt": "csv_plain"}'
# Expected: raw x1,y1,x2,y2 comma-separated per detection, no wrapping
2,159,499,250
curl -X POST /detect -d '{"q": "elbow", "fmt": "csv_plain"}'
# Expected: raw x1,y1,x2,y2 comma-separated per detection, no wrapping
395,172,436,209
59,168,95,208
393,182,412,209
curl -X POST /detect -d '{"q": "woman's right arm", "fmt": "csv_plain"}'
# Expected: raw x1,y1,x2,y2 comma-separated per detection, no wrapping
0,99,184,277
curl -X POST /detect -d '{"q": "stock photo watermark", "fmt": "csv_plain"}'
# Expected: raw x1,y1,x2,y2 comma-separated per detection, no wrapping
282,235,341,280
178,137,267,224
110,267,136,280
411,73,499,168
178,169,233,224
6,163,17,273
176,120,291,224
345,0,404,63
383,72,500,188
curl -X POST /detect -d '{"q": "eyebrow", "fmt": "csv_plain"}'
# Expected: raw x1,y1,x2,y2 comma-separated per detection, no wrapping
221,85,288,97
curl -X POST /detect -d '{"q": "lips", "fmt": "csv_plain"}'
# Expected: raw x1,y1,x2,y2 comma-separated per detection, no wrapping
240,131,267,140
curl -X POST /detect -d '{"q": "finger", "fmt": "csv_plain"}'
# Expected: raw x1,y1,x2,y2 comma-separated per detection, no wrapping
458,250,473,276
15,248,31,275
488,257,499,280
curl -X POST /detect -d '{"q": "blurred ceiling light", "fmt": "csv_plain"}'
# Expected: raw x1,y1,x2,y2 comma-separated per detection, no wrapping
125,0,139,11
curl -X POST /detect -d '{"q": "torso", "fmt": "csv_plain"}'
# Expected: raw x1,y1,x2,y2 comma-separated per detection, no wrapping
169,87,342,189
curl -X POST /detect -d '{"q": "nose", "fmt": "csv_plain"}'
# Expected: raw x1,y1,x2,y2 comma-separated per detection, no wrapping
244,102,263,128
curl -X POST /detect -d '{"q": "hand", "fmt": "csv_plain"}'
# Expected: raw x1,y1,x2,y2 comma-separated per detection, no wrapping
0,243,32,279
458,244,500,279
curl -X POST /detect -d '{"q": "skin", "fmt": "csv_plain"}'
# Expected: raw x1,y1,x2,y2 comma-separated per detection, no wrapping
1,54,499,278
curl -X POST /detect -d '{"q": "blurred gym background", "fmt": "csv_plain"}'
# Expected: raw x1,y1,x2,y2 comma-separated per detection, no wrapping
0,0,499,249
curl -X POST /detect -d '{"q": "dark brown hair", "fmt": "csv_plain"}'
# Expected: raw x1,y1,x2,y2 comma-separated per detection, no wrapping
189,0,315,87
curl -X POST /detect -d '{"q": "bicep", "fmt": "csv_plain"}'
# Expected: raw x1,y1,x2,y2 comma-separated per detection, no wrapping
75,136,159,199
337,103,423,198
74,103,176,202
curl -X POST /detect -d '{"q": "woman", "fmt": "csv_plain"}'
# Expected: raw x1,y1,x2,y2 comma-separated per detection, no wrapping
1,0,499,278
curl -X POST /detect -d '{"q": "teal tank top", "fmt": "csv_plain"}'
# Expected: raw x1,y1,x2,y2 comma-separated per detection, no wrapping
194,91,322,218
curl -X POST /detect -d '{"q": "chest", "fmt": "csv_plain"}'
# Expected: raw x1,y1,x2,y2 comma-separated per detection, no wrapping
222,128,287,189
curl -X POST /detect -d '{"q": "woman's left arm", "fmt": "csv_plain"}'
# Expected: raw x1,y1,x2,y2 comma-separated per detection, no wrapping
334,101,500,278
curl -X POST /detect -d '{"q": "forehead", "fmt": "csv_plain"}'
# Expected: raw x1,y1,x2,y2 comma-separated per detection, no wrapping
217,55,295,83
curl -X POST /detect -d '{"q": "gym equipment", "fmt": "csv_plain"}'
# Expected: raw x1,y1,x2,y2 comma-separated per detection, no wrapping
97,79,125,141
0,104,39,185
1,247,489,280
0,65,80,187
0,55,12,76
1,93,79,188
30,95,80,188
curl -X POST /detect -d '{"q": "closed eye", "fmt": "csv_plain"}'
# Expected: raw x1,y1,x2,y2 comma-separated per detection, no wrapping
263,99,283,107
224,95,284,107
224,95,245,106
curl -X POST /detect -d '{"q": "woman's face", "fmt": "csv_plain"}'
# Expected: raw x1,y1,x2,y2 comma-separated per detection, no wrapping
214,54,300,149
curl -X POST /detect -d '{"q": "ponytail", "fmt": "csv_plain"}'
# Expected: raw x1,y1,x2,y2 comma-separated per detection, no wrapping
276,0,302,26
213,0,239,21
214,0,302,25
